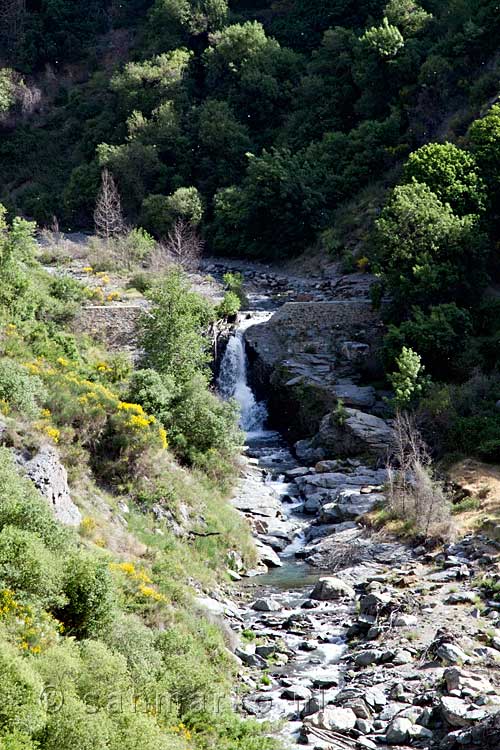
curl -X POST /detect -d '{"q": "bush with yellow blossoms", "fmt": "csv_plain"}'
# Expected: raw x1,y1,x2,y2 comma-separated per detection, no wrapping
23,357,167,477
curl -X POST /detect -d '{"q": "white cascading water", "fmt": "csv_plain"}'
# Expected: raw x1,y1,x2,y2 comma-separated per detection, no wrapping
218,328,268,433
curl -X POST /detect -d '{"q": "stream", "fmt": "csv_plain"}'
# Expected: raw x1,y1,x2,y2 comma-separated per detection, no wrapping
218,309,351,748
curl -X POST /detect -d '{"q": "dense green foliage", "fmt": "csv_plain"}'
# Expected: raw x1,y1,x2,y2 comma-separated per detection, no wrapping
0,205,267,749
2,0,500,262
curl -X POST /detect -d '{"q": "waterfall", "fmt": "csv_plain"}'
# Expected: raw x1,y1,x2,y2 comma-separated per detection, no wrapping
218,329,268,433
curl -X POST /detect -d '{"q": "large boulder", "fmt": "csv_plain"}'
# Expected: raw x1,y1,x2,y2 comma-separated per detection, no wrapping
332,384,376,410
335,490,385,520
20,445,81,527
305,707,357,732
310,576,356,601
311,408,394,459
440,697,488,728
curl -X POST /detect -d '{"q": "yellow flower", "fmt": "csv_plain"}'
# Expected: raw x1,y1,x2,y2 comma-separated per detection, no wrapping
118,401,144,414
356,256,370,272
41,408,51,418
0,399,10,416
83,266,93,273
138,585,166,602
43,426,60,443
126,414,151,429
158,427,168,450
106,291,120,302
57,357,69,367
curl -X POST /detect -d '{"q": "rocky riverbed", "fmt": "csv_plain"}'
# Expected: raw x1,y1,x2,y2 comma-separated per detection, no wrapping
226,437,500,750
210,275,500,750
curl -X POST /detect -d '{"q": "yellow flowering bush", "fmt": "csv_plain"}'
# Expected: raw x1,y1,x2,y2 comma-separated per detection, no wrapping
0,589,60,655
110,561,167,607
22,358,167,477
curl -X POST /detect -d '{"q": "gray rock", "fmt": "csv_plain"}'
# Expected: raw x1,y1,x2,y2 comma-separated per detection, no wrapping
318,502,340,523
392,649,413,665
445,592,478,605
305,707,357,732
281,685,312,701
393,614,418,627
315,460,343,473
332,384,376,409
336,490,385,520
386,717,412,744
360,590,393,616
440,696,487,728
310,576,356,601
252,598,282,612
312,408,394,459
437,643,470,665
300,697,321,718
294,439,325,463
408,724,433,741
255,540,282,568
444,667,493,696
356,719,374,734
235,648,267,668
21,445,81,526
355,649,382,667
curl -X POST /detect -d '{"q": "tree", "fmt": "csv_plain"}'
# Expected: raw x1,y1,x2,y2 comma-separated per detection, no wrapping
384,303,474,379
384,0,432,35
361,17,404,58
93,169,125,240
161,219,204,270
404,142,486,215
141,269,213,389
373,180,489,315
141,187,203,239
389,346,430,408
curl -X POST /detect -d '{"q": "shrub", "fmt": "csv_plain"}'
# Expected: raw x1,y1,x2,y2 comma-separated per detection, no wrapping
403,142,486,215
222,272,246,305
383,303,474,380
128,369,176,425
372,181,489,315
49,276,86,304
169,375,240,466
42,695,112,750
77,640,131,709
216,291,240,319
57,553,115,639
0,359,47,418
386,412,453,538
0,732,39,750
0,526,64,608
0,639,46,735
141,270,214,389
109,713,182,750
141,188,203,238
102,613,163,691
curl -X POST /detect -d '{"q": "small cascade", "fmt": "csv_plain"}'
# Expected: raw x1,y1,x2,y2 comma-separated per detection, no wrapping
218,327,268,433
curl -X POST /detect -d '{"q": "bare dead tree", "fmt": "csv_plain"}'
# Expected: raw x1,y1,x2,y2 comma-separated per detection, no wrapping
161,218,203,271
93,168,125,240
387,412,453,538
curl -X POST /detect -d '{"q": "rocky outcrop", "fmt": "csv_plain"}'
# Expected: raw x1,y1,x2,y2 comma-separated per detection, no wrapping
244,298,385,439
19,445,81,526
306,408,394,460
